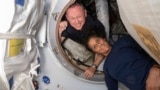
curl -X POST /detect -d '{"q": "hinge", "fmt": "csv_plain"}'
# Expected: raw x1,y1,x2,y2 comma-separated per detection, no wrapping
52,12,60,21
52,47,59,55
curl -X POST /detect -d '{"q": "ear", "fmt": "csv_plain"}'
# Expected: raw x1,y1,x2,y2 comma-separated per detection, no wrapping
84,9,87,17
104,38,108,42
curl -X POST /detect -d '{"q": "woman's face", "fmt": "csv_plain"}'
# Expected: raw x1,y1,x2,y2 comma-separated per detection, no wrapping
88,36,111,56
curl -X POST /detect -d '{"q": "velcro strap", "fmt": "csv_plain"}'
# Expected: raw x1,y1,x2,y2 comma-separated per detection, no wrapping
0,33,34,39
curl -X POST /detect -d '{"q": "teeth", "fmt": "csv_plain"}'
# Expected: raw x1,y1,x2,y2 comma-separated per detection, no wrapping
77,25,80,27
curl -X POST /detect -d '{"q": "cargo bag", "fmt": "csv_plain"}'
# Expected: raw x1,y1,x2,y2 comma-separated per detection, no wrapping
0,0,45,90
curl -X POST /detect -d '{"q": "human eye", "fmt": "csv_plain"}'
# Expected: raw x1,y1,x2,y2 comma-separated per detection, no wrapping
70,17,75,20
96,38,100,43
77,15,82,19
68,16,75,20
78,16,82,18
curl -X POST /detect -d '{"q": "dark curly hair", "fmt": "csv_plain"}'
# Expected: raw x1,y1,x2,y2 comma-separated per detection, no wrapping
82,27,107,52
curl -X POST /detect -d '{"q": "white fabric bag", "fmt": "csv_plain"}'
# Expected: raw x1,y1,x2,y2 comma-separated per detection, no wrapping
117,0,160,64
0,0,45,90
62,38,94,63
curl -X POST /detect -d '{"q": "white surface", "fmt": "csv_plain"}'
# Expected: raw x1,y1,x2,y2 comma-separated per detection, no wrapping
117,0,160,64
37,44,107,90
37,44,129,90
36,0,129,90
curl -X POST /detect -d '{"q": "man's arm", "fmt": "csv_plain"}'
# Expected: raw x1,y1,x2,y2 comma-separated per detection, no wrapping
83,53,105,78
58,21,67,42
146,65,160,90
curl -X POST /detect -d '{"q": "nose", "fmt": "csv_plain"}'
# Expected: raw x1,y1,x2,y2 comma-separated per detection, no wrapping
75,18,79,24
96,43,103,51
97,43,102,46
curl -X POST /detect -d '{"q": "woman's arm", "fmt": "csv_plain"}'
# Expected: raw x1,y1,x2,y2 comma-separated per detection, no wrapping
83,53,105,78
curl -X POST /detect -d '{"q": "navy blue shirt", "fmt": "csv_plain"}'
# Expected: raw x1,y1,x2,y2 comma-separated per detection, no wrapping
62,15,106,44
103,35,156,90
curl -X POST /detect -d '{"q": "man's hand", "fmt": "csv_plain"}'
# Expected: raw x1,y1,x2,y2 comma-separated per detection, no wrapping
59,21,68,32
146,65,160,90
59,21,67,42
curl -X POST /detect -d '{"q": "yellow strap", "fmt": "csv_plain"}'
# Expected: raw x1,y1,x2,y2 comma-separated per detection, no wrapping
8,39,25,57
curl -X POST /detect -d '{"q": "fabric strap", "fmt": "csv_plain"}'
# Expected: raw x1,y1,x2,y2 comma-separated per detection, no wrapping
0,33,34,39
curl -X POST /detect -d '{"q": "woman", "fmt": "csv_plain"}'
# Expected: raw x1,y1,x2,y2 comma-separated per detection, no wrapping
83,29,160,90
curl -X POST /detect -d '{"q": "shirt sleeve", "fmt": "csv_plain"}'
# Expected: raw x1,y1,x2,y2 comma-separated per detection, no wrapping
61,28,68,37
105,70,118,90
61,26,74,39
119,35,145,52
116,35,155,63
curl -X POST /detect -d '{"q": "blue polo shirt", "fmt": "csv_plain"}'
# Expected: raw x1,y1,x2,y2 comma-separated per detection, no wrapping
103,35,156,90
62,15,106,44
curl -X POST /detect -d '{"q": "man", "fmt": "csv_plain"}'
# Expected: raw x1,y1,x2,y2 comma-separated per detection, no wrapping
59,1,160,89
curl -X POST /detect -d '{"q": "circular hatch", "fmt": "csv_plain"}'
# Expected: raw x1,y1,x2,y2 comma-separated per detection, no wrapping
47,0,105,83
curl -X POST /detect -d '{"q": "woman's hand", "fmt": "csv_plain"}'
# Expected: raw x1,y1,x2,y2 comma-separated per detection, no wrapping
83,67,96,79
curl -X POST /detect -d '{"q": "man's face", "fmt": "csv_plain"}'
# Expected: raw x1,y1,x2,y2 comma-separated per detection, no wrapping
65,5,87,30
